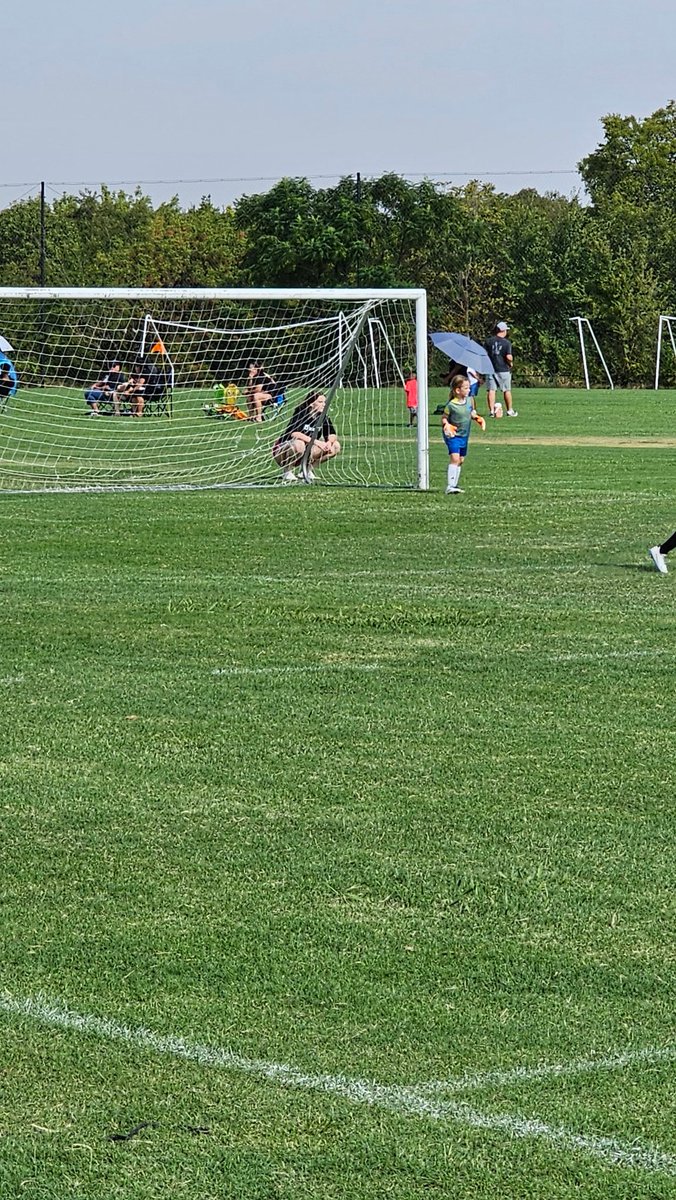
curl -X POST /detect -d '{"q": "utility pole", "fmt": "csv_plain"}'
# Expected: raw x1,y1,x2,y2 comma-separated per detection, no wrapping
39,182,46,386
355,172,362,287
39,181,46,286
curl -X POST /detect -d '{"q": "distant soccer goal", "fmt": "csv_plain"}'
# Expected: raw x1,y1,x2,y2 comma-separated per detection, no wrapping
0,288,428,493
653,314,676,388
569,316,614,390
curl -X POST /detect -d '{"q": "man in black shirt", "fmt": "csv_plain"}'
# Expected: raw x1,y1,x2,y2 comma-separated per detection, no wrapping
484,322,517,417
272,391,341,483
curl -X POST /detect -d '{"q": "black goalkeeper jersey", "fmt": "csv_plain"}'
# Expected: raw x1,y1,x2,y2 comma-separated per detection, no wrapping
281,402,336,441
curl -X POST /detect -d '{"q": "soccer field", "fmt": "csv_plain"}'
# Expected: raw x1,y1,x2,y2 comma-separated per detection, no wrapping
1,389,675,1199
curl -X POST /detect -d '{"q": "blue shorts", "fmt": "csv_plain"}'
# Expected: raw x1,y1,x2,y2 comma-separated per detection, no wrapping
468,381,479,398
444,435,469,457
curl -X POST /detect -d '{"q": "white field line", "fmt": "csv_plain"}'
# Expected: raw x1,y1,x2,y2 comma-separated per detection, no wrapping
418,1043,676,1096
1,993,674,1177
210,648,672,678
211,663,380,677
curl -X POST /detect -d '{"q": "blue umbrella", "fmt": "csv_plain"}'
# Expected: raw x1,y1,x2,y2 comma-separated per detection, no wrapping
430,331,493,376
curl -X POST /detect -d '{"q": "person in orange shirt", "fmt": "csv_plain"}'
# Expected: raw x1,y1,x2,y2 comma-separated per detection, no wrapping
403,369,418,427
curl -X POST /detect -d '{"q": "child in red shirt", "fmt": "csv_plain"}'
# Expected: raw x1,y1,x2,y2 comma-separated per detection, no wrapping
404,370,418,427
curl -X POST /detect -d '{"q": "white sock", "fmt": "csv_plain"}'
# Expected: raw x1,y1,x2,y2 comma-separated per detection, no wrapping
447,464,460,490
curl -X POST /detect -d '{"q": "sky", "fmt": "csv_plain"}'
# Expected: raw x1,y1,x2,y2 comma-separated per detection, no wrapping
2,0,676,212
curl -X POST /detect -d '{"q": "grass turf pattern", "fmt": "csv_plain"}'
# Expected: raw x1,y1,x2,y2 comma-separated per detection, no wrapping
0,389,674,1198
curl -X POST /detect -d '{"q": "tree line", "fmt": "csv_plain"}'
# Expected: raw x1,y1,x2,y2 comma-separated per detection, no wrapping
2,104,676,387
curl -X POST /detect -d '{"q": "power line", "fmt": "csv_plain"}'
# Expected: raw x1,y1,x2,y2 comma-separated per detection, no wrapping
0,168,582,191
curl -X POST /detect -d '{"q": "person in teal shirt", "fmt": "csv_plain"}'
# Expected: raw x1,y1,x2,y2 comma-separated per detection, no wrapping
441,374,486,494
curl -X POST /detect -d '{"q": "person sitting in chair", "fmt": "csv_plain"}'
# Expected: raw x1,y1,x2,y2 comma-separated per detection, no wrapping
84,362,124,414
0,363,14,409
115,367,146,417
246,360,282,422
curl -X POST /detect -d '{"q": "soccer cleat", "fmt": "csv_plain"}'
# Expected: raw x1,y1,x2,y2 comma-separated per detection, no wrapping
445,486,464,494
281,470,297,484
506,409,518,417
649,545,669,574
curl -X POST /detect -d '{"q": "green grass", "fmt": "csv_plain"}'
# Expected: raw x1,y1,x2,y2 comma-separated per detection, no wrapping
0,389,675,1198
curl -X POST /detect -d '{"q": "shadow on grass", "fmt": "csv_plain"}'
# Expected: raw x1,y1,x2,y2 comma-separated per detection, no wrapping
612,562,660,573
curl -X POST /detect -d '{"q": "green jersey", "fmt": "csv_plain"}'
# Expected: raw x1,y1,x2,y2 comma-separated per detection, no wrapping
443,396,473,438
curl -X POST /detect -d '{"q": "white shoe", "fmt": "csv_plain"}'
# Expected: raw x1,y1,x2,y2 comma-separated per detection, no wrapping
445,486,464,494
649,545,668,574
281,470,297,484
506,409,518,417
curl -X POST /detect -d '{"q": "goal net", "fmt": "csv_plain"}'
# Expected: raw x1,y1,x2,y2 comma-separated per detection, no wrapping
0,288,428,493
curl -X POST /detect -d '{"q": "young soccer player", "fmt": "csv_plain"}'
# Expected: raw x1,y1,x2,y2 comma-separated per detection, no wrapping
649,531,676,574
403,369,418,426
441,374,486,494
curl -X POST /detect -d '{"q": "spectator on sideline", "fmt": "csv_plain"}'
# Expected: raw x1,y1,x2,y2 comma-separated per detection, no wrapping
484,322,517,417
246,360,282,422
441,373,486,494
649,530,676,574
440,360,481,400
84,361,124,415
272,391,341,483
404,369,418,426
0,363,14,409
115,367,147,417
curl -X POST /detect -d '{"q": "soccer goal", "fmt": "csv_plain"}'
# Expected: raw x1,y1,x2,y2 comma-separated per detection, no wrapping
0,288,428,493
569,316,614,389
653,314,676,388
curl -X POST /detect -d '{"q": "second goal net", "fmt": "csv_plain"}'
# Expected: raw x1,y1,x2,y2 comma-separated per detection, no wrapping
0,288,428,493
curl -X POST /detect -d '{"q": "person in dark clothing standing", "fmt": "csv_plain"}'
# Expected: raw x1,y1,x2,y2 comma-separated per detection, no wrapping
484,322,517,418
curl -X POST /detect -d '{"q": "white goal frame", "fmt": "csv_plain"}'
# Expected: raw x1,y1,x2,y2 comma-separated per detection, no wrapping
569,316,614,390
0,286,429,492
654,314,676,388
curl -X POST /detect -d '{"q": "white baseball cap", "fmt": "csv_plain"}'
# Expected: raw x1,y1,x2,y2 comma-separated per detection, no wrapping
496,321,509,332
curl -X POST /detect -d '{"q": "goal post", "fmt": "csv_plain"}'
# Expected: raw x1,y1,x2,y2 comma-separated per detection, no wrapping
654,314,676,388
569,316,614,390
0,287,428,494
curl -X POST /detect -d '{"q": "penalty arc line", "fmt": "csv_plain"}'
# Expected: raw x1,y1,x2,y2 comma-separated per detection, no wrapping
0,993,675,1177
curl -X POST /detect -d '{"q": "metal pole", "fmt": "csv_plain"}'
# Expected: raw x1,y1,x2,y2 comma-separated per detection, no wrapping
655,316,663,390
584,319,614,390
416,292,429,491
39,182,46,387
39,182,46,286
570,317,590,390
355,172,362,288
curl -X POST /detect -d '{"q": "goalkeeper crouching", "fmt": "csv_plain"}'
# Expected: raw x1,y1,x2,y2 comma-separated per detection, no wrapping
272,392,341,483
442,374,486,494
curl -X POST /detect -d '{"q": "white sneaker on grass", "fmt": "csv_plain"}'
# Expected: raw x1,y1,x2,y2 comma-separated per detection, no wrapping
281,470,297,484
445,486,464,494
506,409,518,417
649,545,668,574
